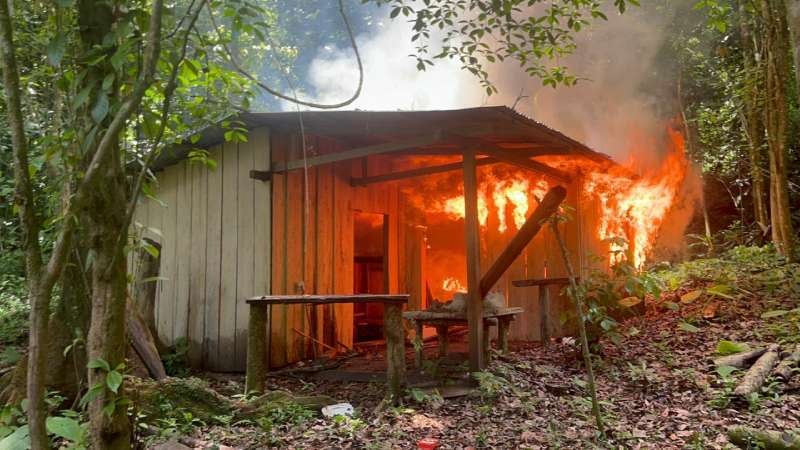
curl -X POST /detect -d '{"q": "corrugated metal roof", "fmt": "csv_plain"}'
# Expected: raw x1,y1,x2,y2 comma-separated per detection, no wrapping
152,106,614,170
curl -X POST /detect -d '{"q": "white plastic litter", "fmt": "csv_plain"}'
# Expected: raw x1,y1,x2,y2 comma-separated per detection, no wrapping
321,403,354,418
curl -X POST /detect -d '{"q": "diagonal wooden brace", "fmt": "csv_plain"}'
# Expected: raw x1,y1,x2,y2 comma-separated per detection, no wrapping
479,186,567,298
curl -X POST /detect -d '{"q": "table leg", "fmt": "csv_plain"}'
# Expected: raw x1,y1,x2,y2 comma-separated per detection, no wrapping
483,321,491,364
498,317,510,354
436,325,448,358
384,303,406,402
245,305,269,394
539,286,551,345
414,320,423,368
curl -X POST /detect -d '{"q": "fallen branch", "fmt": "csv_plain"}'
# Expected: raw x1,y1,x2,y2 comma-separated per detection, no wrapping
714,348,767,368
775,344,800,380
727,426,800,450
734,344,780,397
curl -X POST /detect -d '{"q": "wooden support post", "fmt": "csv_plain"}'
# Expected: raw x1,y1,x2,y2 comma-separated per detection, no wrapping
479,186,567,297
384,303,406,402
414,321,424,368
245,305,269,394
436,325,448,357
539,286,550,345
463,149,485,371
498,318,510,354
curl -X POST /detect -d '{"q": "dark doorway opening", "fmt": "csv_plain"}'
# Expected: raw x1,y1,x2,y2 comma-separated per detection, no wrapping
353,211,388,343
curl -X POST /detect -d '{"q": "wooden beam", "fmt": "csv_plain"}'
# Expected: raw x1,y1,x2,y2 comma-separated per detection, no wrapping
351,157,499,187
447,134,571,182
479,186,567,297
463,150,485,372
271,132,442,172
481,147,571,183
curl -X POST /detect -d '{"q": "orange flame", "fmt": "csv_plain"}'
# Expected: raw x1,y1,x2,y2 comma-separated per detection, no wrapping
585,127,688,267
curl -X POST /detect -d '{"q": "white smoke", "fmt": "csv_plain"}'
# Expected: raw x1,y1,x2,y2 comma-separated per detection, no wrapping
297,5,679,164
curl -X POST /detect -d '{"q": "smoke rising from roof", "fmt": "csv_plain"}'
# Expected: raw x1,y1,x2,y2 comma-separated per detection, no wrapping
297,4,679,167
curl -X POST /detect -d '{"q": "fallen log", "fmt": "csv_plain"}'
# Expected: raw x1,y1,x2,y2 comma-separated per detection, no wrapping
714,348,767,368
127,298,167,380
733,344,780,398
727,426,800,450
775,344,800,380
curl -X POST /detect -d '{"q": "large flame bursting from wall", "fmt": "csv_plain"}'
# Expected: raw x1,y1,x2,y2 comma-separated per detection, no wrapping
428,126,689,296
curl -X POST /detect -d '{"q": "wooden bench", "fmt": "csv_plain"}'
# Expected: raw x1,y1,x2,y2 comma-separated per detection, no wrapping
245,294,409,401
403,307,523,367
511,277,575,345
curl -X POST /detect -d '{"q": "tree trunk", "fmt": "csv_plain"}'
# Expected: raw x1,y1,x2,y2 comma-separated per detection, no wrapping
738,1,771,238
786,0,800,104
85,145,133,449
762,0,797,261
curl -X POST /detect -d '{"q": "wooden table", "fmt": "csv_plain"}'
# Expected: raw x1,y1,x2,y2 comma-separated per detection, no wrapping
245,294,409,401
403,307,523,367
512,277,575,345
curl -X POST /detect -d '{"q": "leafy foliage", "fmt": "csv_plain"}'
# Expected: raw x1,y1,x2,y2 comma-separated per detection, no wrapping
366,0,638,92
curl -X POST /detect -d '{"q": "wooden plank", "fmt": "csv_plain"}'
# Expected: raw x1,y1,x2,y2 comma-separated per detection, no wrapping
252,128,272,369
512,277,573,287
247,294,410,305
333,160,354,350
235,138,256,370
284,136,304,363
462,150,484,371
219,141,239,371
188,161,208,367
157,164,179,346
315,163,335,350
269,135,288,368
174,162,192,344
204,145,224,370
272,132,442,172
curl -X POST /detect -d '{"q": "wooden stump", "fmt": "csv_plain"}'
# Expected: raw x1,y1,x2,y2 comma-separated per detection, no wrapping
245,305,269,394
384,303,406,402
414,320,423,368
539,286,550,345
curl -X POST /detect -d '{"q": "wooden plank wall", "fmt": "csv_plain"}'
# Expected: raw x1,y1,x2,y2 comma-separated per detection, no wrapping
268,133,402,368
131,128,271,372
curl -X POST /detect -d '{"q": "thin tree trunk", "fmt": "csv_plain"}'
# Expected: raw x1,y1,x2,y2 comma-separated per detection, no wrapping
738,0,771,238
550,221,604,435
762,0,797,260
0,1,49,446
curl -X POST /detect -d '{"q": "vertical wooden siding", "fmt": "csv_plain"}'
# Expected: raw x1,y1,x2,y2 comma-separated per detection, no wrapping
132,127,271,372
268,133,402,368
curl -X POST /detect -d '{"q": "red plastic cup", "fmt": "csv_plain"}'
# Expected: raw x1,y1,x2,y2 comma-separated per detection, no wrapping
418,437,440,449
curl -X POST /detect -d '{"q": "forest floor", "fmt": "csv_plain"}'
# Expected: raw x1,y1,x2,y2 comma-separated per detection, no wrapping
164,249,800,449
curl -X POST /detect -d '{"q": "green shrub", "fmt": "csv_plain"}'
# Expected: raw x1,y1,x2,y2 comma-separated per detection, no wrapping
0,274,28,346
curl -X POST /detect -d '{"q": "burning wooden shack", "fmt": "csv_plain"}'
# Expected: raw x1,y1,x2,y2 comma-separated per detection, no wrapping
130,106,688,373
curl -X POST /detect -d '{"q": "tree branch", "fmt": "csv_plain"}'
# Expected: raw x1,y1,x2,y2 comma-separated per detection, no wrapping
206,0,363,109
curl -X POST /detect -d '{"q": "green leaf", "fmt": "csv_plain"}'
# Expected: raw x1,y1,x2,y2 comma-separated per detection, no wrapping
715,364,737,378
91,92,109,123
760,310,789,319
680,289,703,303
715,340,750,355
46,417,85,443
0,425,29,450
79,384,104,408
87,358,110,372
677,321,700,333
106,370,123,393
664,301,680,311
47,35,67,67
102,402,116,417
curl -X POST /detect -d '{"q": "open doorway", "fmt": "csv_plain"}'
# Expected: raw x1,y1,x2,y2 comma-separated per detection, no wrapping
353,211,388,343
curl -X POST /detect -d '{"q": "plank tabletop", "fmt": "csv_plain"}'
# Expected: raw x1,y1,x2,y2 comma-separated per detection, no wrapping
511,277,576,287
402,307,524,321
246,294,409,305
